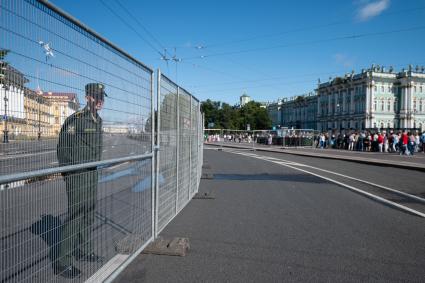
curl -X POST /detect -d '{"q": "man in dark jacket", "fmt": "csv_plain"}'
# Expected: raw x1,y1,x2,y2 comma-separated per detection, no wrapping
54,83,106,278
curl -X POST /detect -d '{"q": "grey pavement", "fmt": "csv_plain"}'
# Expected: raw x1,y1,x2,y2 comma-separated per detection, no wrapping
207,142,425,171
115,149,425,283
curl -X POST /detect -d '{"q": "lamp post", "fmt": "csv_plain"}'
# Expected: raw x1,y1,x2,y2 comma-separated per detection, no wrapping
3,91,9,143
37,97,41,140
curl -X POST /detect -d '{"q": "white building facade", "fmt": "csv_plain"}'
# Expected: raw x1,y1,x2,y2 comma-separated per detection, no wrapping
267,65,425,132
317,66,425,132
240,93,252,106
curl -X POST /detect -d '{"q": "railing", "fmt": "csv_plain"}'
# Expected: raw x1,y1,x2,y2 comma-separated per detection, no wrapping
0,1,203,282
204,128,318,149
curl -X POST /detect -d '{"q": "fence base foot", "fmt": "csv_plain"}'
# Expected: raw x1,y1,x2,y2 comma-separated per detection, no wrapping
193,192,215,199
201,173,214,179
142,237,190,256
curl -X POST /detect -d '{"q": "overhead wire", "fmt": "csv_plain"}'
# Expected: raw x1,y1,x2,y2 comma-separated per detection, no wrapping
98,0,164,57
186,6,425,51
191,61,425,98
114,0,166,51
181,25,425,60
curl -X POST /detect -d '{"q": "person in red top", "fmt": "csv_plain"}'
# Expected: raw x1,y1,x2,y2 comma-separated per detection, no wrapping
400,131,409,155
377,132,384,152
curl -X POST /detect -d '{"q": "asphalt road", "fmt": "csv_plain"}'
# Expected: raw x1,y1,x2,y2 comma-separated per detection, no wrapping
0,135,151,176
0,159,153,282
116,148,425,283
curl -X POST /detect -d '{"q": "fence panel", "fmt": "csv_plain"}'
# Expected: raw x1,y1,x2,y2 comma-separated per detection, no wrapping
1,1,153,282
156,74,178,234
176,88,191,212
156,72,203,235
190,98,199,196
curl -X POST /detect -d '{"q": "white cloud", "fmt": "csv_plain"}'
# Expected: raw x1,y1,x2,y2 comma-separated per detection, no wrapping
333,53,355,68
356,0,390,21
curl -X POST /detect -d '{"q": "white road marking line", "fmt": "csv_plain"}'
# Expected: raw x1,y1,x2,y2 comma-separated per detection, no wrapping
227,150,425,218
233,150,425,203
0,150,56,160
279,159,425,204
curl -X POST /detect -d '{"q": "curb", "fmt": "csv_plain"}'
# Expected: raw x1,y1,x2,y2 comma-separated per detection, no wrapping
205,143,425,172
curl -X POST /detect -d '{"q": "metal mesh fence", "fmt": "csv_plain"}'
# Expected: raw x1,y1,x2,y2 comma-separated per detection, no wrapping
204,129,317,149
156,75,177,234
156,72,202,236
0,1,157,282
190,98,199,196
177,88,191,213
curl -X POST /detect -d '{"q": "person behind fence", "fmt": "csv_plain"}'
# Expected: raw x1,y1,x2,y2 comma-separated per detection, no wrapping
54,83,107,278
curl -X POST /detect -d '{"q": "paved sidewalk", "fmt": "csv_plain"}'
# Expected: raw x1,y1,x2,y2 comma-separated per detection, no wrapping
115,149,425,282
206,142,425,171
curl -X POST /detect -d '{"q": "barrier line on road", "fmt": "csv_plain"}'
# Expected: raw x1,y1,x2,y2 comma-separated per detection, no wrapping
226,150,425,218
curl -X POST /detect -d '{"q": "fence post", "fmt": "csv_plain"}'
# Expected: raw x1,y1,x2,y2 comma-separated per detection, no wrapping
175,86,180,215
154,69,161,238
150,71,155,239
197,102,201,190
188,95,193,200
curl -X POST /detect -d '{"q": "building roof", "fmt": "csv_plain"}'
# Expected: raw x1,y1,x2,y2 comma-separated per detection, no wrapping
42,92,77,101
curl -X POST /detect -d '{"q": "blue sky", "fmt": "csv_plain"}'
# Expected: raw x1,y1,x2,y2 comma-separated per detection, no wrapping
50,0,425,105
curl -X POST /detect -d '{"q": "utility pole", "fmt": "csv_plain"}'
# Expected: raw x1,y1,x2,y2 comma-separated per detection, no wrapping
1,49,10,143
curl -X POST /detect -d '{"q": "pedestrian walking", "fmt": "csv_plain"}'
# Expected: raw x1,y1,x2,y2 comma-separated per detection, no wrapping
421,132,425,153
348,133,355,151
400,131,409,155
55,83,106,278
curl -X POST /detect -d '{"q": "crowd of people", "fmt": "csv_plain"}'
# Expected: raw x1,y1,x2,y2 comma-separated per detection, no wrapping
316,130,425,155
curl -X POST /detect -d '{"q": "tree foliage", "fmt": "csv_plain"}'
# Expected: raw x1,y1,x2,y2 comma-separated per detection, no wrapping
201,99,271,130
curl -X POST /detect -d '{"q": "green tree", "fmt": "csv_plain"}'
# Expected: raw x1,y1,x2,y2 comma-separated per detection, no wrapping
201,99,271,130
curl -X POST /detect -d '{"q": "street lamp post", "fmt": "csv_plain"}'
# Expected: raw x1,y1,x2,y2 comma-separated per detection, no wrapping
37,96,41,140
3,92,9,143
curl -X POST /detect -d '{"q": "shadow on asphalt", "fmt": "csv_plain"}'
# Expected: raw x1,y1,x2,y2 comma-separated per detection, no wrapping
213,173,328,183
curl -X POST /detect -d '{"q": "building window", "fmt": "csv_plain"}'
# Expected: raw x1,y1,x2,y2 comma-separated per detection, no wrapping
413,100,417,111
381,86,385,92
381,101,384,111
388,86,391,93
420,100,423,112
374,99,377,111
413,86,417,93
394,99,398,111
374,86,377,92
387,100,391,111
420,86,423,93
55,117,59,124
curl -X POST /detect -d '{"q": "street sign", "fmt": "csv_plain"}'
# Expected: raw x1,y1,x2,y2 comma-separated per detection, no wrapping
246,124,250,131
2,115,7,120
